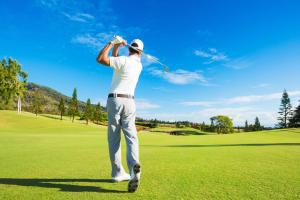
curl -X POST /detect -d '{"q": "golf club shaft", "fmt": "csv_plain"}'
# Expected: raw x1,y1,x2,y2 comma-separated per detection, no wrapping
126,44,169,72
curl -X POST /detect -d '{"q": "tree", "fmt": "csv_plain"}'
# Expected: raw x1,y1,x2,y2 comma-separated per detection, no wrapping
210,117,216,132
151,119,159,128
212,115,234,134
70,88,79,122
254,117,261,131
31,90,43,116
245,120,249,132
67,106,72,120
277,90,293,128
84,98,93,124
289,101,300,127
94,102,102,124
0,58,28,111
210,117,215,126
201,122,206,131
58,97,65,120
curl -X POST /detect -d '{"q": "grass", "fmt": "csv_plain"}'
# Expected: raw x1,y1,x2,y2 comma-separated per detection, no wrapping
149,126,213,135
0,110,299,200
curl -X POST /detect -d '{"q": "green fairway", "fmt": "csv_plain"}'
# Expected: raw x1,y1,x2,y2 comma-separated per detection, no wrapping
0,110,299,200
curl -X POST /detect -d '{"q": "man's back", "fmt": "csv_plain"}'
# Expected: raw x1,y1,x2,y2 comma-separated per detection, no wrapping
109,55,142,96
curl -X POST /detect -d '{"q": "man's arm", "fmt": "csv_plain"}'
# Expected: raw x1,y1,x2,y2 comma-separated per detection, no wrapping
112,44,121,57
112,40,127,57
96,42,113,66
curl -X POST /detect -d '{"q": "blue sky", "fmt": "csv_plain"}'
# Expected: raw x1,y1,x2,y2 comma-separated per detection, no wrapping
1,0,300,126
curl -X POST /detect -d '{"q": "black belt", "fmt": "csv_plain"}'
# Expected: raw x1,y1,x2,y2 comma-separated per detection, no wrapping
108,93,134,99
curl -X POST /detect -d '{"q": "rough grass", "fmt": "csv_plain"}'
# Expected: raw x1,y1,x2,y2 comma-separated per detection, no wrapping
0,110,299,200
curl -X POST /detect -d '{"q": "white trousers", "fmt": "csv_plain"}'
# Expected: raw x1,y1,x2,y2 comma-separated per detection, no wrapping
106,97,139,178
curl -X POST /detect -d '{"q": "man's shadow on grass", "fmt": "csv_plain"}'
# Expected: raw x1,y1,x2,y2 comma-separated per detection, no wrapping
0,178,126,193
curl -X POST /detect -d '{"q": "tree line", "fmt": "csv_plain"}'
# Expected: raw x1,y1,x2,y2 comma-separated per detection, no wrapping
29,87,104,125
244,117,263,132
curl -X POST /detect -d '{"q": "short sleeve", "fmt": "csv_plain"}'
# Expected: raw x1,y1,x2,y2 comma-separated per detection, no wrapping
109,56,126,70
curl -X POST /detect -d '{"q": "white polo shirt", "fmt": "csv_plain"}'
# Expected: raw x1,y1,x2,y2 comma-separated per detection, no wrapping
109,55,142,96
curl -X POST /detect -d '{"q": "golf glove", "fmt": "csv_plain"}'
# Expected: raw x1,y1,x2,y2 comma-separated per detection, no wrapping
111,35,124,45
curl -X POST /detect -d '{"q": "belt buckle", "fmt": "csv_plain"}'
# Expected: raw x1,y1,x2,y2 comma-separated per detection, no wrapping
113,93,117,98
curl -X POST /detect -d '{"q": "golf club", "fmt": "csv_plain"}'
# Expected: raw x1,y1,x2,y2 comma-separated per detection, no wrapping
114,35,169,73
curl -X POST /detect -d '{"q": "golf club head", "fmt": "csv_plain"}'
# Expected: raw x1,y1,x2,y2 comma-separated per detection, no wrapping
164,66,169,73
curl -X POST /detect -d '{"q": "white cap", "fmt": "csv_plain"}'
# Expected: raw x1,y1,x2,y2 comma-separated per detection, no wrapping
131,39,144,52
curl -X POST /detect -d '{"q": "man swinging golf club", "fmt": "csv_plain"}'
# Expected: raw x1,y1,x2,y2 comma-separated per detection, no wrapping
96,36,142,192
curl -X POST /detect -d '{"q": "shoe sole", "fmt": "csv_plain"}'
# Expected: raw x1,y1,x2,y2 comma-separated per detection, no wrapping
112,179,129,183
128,164,141,193
112,174,131,183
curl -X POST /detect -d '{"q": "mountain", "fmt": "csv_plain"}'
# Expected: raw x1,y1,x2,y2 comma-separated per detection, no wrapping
22,82,105,115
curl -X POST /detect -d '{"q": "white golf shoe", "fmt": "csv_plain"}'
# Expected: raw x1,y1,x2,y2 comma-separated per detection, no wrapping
112,173,131,182
128,163,141,192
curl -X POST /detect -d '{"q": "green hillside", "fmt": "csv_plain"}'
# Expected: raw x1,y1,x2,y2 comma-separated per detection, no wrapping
0,110,299,200
24,82,106,114
3,82,105,115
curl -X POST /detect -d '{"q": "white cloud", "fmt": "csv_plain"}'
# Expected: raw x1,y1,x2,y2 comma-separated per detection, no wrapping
96,32,114,41
181,90,300,106
72,32,114,50
211,53,227,61
209,48,217,53
151,87,173,92
194,47,252,70
194,48,228,63
72,34,102,49
194,50,211,58
135,99,160,110
224,57,251,69
252,83,271,88
39,0,57,8
77,13,94,19
181,101,218,107
62,12,95,23
149,68,207,85
226,91,300,104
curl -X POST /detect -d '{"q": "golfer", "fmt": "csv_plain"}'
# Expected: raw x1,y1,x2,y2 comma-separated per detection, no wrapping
96,36,143,192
